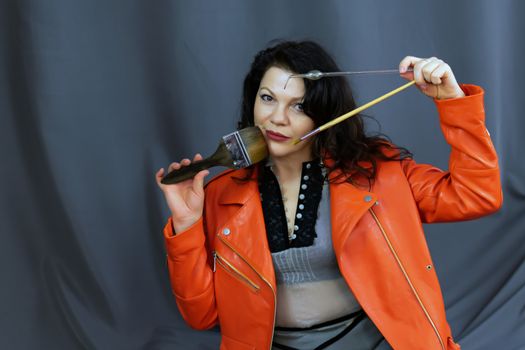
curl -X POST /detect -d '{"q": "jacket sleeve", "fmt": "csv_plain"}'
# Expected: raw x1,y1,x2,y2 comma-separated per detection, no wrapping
163,215,218,329
402,84,503,223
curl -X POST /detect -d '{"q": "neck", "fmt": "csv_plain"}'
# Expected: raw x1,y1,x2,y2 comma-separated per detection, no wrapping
270,153,314,183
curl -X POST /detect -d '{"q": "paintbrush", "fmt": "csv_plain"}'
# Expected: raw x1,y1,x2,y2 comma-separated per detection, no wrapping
292,80,417,144
161,126,268,184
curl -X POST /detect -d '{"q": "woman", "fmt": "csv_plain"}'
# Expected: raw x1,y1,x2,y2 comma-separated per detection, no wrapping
155,41,502,350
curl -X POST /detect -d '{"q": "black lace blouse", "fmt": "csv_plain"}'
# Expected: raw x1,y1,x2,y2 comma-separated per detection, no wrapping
258,159,326,253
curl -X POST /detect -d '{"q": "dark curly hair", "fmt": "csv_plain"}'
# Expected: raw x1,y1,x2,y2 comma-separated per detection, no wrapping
237,40,412,186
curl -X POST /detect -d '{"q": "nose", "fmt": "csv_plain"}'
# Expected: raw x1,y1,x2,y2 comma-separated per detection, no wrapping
269,104,289,126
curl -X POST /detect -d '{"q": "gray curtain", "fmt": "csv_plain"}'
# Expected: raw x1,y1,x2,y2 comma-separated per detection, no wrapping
1,0,524,349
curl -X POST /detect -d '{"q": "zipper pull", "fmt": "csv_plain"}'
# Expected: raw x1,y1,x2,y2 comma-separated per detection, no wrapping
213,251,217,272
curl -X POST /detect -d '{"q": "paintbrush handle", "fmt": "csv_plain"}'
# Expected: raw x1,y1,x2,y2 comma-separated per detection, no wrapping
297,80,416,143
320,80,416,131
161,140,237,184
161,157,219,184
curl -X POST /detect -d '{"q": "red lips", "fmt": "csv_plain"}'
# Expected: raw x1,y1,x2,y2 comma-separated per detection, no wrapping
266,130,290,142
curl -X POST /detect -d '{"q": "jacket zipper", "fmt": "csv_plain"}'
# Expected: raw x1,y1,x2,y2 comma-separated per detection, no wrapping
369,208,445,350
213,251,260,292
217,236,277,350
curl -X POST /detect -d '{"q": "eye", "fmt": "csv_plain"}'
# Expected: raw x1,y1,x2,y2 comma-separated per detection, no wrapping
260,94,273,102
294,102,304,112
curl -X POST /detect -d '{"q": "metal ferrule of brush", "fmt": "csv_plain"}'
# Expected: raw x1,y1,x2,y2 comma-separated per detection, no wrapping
222,130,252,169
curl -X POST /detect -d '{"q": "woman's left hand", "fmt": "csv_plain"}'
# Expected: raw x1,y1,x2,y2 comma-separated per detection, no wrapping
399,56,465,100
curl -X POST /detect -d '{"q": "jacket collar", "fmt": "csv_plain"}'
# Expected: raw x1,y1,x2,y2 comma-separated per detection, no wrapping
215,161,378,280
217,167,259,205
215,159,378,220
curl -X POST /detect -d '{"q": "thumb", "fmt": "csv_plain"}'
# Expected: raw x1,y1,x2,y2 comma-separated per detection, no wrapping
400,72,414,81
155,168,165,187
192,170,209,194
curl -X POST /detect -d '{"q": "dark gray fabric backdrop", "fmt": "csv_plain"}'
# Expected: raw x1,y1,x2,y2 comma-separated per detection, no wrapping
1,0,524,349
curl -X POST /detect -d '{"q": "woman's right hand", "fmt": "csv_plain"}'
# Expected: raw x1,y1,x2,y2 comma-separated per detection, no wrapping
155,153,209,234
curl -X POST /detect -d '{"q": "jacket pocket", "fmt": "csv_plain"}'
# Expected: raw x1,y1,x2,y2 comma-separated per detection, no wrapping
214,251,261,293
220,334,256,350
447,337,461,350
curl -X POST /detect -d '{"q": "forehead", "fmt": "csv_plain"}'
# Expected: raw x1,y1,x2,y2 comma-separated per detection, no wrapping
259,66,305,98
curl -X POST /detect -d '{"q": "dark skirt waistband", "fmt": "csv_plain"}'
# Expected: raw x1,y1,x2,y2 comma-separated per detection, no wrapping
273,310,367,350
274,309,364,332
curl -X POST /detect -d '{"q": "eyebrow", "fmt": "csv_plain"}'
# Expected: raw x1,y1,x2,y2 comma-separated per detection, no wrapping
259,86,304,101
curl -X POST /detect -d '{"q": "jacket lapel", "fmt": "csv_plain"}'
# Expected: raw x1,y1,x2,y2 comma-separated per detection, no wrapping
216,167,277,290
328,169,378,257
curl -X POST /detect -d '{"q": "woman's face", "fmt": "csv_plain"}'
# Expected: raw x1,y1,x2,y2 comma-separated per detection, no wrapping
254,66,315,162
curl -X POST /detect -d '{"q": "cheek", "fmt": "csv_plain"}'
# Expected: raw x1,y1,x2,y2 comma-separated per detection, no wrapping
253,102,269,125
296,118,315,133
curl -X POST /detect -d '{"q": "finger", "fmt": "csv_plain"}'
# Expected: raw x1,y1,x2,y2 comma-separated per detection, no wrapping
193,153,203,162
429,63,451,85
399,55,422,73
421,59,441,84
399,56,420,81
192,170,210,194
180,158,191,166
413,58,434,87
168,162,180,172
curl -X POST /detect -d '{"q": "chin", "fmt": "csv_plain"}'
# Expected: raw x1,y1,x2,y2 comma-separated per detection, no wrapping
267,149,290,159
267,144,303,160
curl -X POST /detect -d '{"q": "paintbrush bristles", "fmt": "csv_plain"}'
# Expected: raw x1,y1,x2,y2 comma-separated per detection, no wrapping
237,126,269,166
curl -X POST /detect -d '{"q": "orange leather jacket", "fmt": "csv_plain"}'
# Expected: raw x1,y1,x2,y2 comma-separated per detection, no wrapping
163,85,502,350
